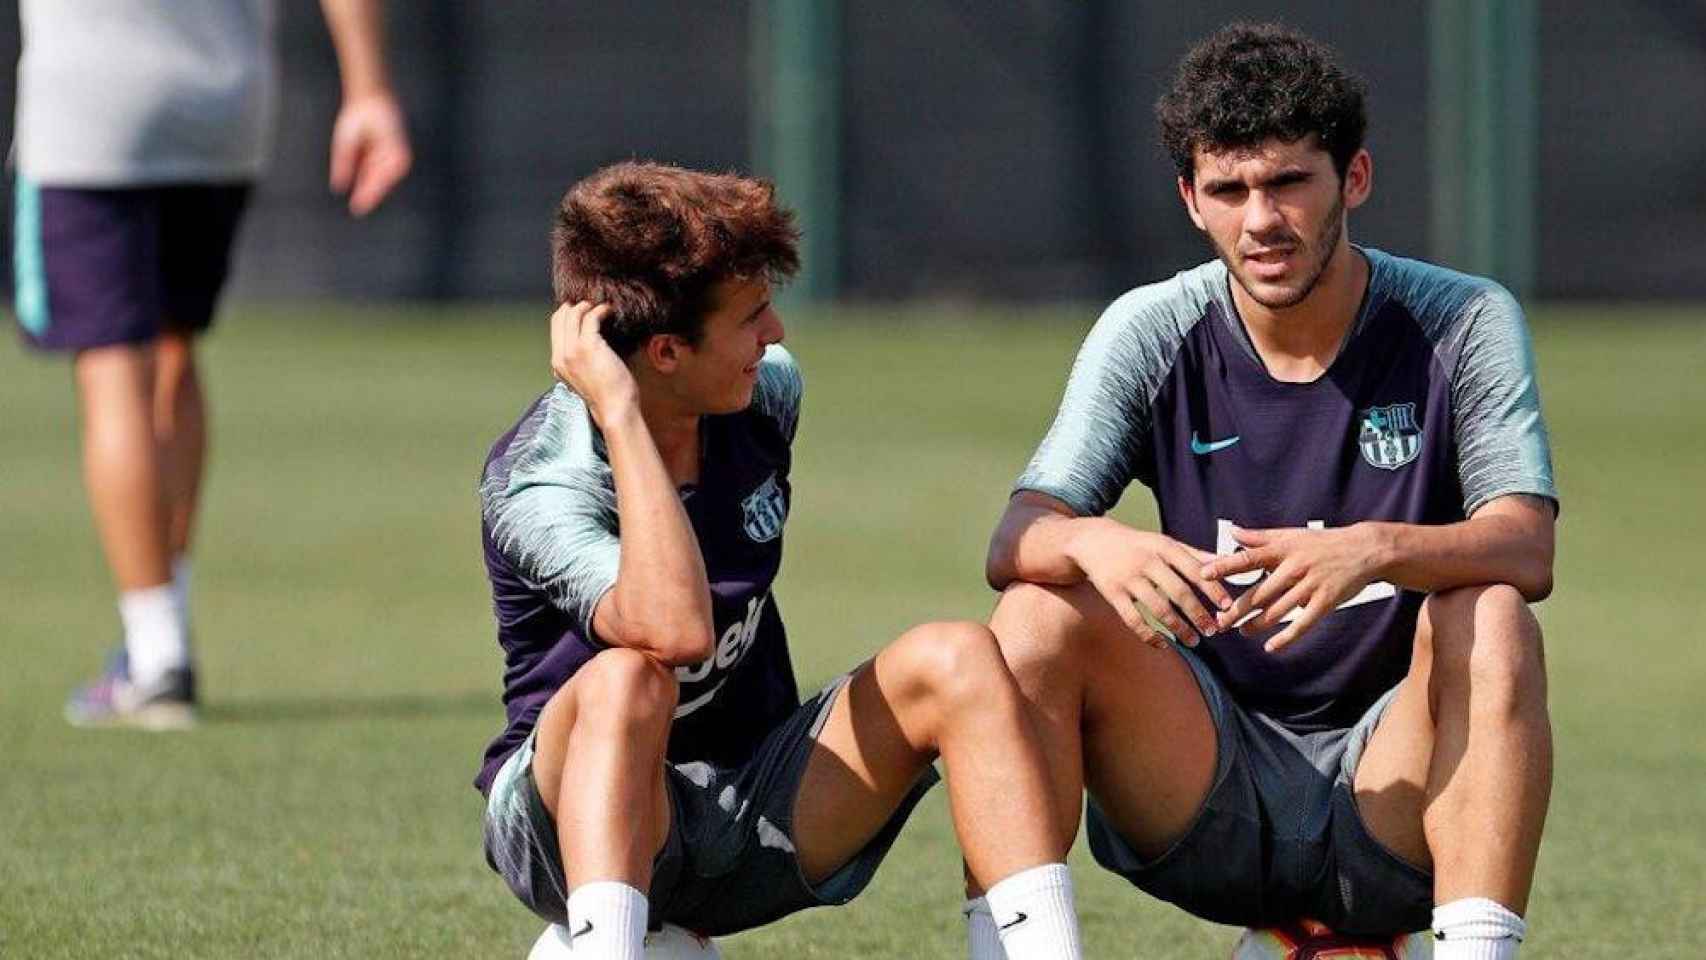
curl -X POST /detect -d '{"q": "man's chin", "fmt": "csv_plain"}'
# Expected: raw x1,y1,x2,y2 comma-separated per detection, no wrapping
1234,272,1313,310
724,383,758,412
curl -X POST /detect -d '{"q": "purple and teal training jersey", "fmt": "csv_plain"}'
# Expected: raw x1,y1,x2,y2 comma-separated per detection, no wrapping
1016,248,1557,732
474,346,803,795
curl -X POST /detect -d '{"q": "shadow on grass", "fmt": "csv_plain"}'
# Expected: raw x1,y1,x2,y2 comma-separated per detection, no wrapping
203,690,495,725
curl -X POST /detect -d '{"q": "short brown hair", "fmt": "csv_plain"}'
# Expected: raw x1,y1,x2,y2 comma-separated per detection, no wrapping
551,162,800,356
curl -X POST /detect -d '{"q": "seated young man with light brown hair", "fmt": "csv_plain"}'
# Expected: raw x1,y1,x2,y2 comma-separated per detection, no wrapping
473,162,1083,959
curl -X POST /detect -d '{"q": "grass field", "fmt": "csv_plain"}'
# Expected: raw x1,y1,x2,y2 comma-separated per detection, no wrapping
2,303,1702,958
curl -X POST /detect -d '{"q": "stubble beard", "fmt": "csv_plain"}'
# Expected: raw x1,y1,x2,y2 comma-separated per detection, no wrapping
1214,192,1347,311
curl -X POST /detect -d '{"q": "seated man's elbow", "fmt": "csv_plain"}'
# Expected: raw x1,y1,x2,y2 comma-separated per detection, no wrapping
650,619,716,667
985,527,1020,591
1521,540,1555,602
1498,553,1553,603
607,616,712,667
1521,566,1554,603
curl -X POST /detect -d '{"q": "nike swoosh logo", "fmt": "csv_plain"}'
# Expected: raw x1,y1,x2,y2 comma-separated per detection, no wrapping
570,919,593,942
1190,432,1241,455
998,911,1029,931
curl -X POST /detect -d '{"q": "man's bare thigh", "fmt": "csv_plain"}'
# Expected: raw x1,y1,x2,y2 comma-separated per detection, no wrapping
996,582,1218,859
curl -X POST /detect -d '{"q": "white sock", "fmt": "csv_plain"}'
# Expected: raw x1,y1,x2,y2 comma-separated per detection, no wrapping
119,583,190,686
1432,897,1526,960
984,863,1082,960
564,881,647,959
964,896,1006,960
172,555,193,621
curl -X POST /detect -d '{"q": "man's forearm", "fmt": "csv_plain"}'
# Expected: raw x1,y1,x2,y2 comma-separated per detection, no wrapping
1369,505,1554,602
987,499,1093,590
599,405,714,663
319,0,394,99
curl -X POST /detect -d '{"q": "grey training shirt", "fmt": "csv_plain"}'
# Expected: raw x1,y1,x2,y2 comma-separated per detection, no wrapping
14,0,277,185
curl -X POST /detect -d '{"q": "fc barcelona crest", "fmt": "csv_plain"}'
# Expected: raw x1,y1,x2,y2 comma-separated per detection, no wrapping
741,473,788,542
1358,402,1423,470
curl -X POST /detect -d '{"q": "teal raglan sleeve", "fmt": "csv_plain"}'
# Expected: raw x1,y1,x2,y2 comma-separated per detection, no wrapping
1014,278,1202,517
1015,306,1146,516
1446,285,1559,516
480,386,622,639
750,344,803,444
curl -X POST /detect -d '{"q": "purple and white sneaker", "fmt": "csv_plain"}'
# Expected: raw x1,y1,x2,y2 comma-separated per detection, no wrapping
64,649,198,730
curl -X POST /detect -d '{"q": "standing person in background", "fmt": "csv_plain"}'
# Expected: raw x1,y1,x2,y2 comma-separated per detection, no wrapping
11,0,413,728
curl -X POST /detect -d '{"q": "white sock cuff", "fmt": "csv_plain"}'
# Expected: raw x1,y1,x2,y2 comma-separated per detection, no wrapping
567,879,647,906
119,582,177,617
566,881,648,960
985,862,1072,902
119,583,190,683
985,864,1080,960
1433,897,1526,941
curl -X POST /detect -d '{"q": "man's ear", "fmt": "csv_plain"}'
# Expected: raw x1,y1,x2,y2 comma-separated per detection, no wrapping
642,333,685,374
1342,148,1373,211
1178,176,1207,231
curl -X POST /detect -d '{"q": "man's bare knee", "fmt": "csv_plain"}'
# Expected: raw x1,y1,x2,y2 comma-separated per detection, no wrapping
573,648,680,732
993,581,1101,631
74,342,156,402
887,620,1014,716
994,586,1105,730
150,334,201,433
990,582,1111,682
1426,584,1546,715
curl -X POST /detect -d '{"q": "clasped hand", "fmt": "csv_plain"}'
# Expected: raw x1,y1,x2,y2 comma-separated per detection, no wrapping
1072,520,1388,653
1201,524,1390,652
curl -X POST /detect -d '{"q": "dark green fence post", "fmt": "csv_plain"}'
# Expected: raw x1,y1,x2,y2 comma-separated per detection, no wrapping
1428,0,1538,298
751,0,842,304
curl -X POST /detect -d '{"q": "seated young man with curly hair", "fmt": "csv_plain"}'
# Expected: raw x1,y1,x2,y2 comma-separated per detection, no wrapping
474,162,1083,960
986,23,1556,959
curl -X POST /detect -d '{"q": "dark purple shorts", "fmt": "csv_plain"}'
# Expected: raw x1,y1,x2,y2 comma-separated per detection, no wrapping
12,179,252,352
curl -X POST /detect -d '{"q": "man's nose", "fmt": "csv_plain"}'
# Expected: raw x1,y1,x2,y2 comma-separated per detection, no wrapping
1243,190,1287,237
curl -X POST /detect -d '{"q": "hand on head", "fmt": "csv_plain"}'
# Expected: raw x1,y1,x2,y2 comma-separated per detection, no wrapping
549,301,640,425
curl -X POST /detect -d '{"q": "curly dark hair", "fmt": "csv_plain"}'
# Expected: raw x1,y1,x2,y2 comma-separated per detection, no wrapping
551,161,800,357
1156,22,1367,183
